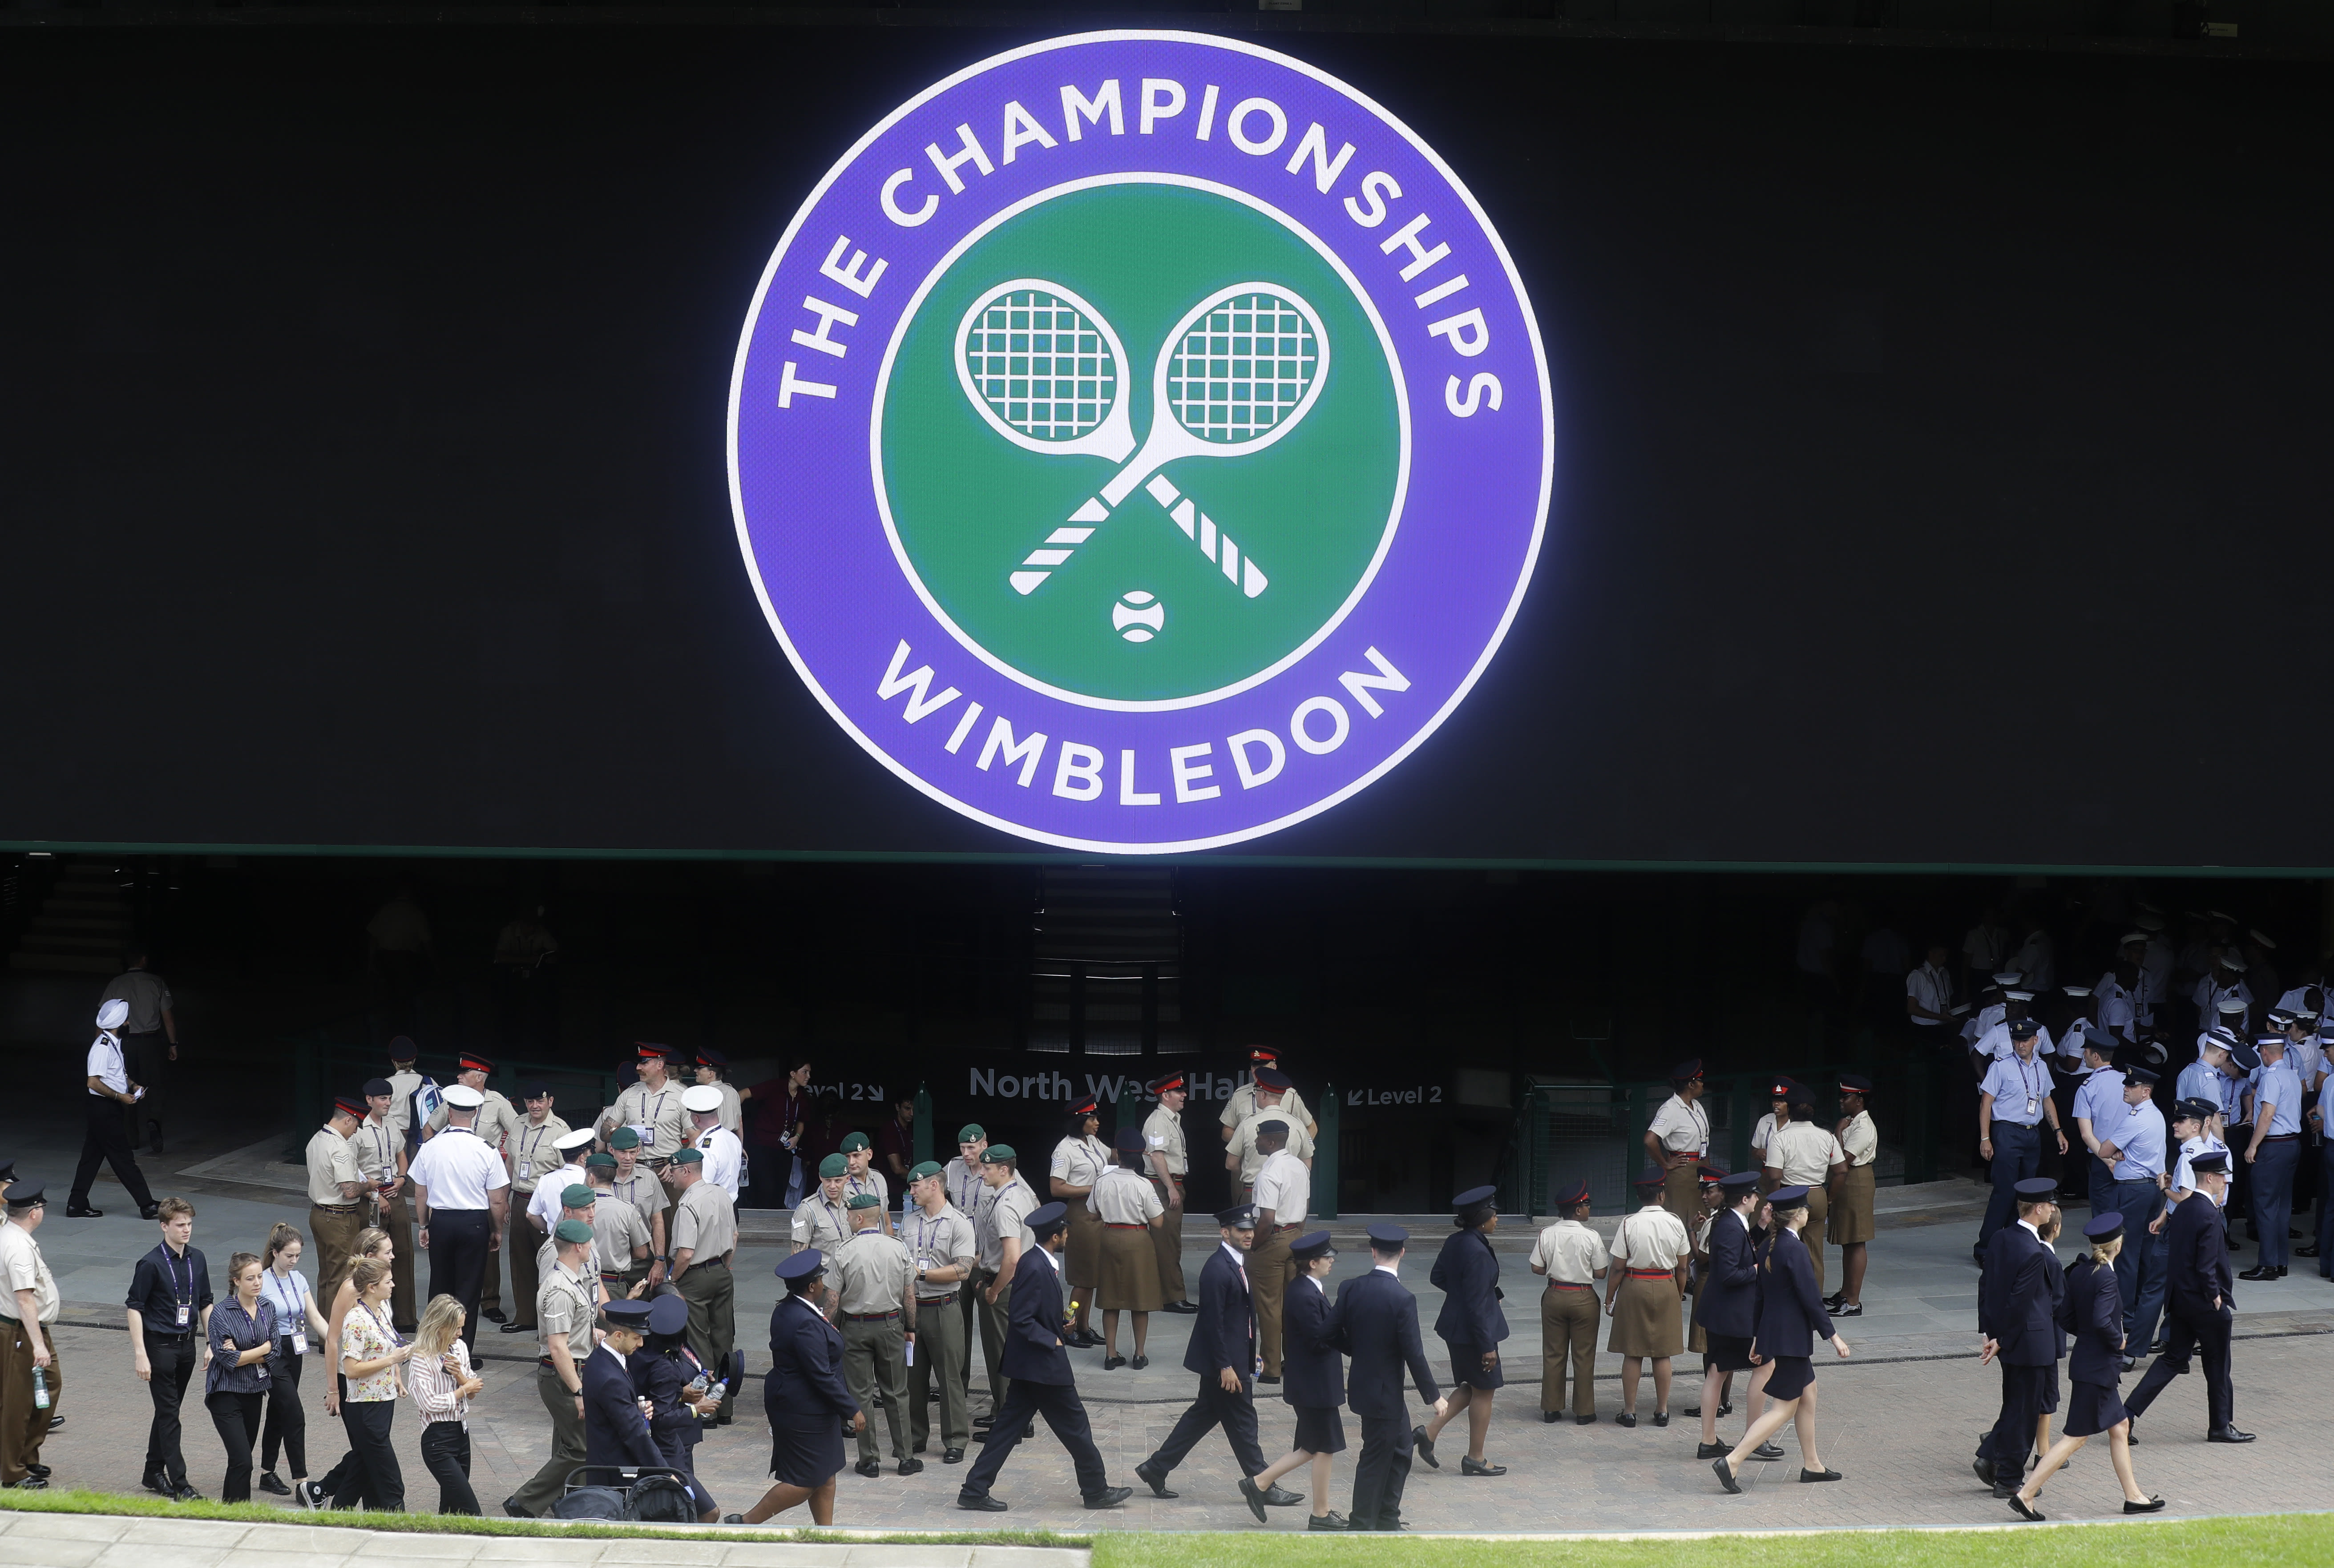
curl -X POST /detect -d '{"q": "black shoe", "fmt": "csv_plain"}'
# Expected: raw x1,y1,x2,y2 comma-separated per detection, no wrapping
499,1319,534,1333
1652,1412,1670,1427
142,1471,175,1497
1682,1405,1700,1417
502,1496,528,1518
258,1472,292,1496
3,1477,47,1490
1750,1443,1784,1461
2300,1246,2322,1257
172,1485,203,1503
1712,1457,1741,1495
481,1308,507,1324
67,1207,103,1219
1718,1401,1733,1418
1822,1292,1845,1310
2121,1356,2137,1374
1833,1302,1863,1317
722,1515,745,1525
872,1390,888,1407
1308,1512,1347,1530
1800,1468,1842,1483
139,1205,161,1221
1413,1425,1438,1467
1104,1355,1127,1370
2151,1338,2167,1354
1696,1442,1729,1459
1542,1411,1561,1424
1460,1456,1507,1477
1576,1414,1595,1425
1135,1459,1178,1499
1972,1458,1995,1487
24,1464,48,1479
913,1442,928,1454
2007,1494,2043,1522
973,1413,994,1427
47,1415,61,1431
1130,1354,1149,1370
2239,1265,2278,1280
1239,1475,1268,1523
855,1458,881,1478
1263,1484,1303,1505
1162,1301,1199,1314
1615,1412,1637,1428
2208,1426,2257,1443
897,1456,924,1476
1258,1373,1281,1385
2125,1495,2167,1513
1083,1487,1132,1509
957,1492,1008,1512
299,1480,330,1510
943,1448,964,1464
1992,1479,2019,1500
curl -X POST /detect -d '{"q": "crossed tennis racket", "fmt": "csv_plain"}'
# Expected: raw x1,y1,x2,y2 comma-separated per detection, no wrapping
953,279,1329,600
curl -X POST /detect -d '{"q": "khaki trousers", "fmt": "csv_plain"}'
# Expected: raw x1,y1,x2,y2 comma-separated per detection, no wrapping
1663,1162,1705,1232
1539,1285,1598,1418
1150,1179,1188,1301
1250,1224,1296,1377
976,1277,1014,1407
510,1365,586,1516
1801,1187,1831,1298
0,1317,60,1485
909,1294,969,1453
841,1316,909,1464
506,1198,541,1328
375,1193,416,1327
308,1206,364,1315
676,1262,737,1423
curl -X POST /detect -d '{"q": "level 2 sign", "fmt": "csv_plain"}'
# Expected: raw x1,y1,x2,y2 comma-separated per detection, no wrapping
1347,1082,1444,1108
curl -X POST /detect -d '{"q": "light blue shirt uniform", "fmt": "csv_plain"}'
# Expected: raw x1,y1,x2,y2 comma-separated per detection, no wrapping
2177,1058,2237,1124
2251,1057,2305,1137
2109,1100,2166,1181
2172,1133,2230,1203
2073,1067,2126,1137
1980,1052,2055,1128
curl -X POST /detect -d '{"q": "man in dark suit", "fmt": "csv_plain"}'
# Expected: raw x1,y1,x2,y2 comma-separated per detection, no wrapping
1135,1205,1301,1509
2124,1151,2252,1442
1694,1170,1762,1459
1329,1222,1447,1532
1975,1178,2063,1499
955,1202,1132,1512
582,1299,672,1475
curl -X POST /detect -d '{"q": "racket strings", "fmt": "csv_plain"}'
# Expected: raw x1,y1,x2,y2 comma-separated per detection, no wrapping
1165,294,1319,444
962,290,1119,440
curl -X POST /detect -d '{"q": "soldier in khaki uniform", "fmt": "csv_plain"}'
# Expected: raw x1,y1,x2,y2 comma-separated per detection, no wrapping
0,1181,61,1490
829,1192,920,1476
1764,1100,1847,1297
693,1048,745,1135
793,1154,853,1255
505,1221,601,1518
583,1155,653,1296
1219,1048,1317,1153
941,1126,989,1375
531,1184,599,1290
1526,1179,1605,1423
597,1044,691,1204
1227,1069,1316,1203
1143,1074,1196,1311
901,1160,975,1463
667,1148,738,1424
423,1054,521,1323
504,1084,571,1335
971,1145,1038,1419
606,1129,670,1284
304,1099,367,1303
353,1077,416,1329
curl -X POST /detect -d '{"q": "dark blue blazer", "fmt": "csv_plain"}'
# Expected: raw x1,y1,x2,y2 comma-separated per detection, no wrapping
1183,1244,1256,1379
1329,1267,1440,1420
1749,1227,1835,1359
581,1345,667,1471
2163,1190,2233,1318
2058,1257,2125,1386
1429,1228,1509,1347
1002,1246,1074,1385
1695,1207,1759,1339
1280,1273,1344,1410
764,1295,857,1429
631,1347,703,1456
1978,1224,2062,1367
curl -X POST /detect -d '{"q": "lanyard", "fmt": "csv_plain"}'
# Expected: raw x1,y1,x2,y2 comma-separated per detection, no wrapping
166,1247,194,1306
263,1270,301,1321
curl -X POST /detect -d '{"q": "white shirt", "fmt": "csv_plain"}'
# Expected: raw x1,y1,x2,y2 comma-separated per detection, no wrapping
528,1163,589,1234
694,1125,743,1200
408,1124,510,1211
86,1031,129,1096
1647,1093,1710,1155
1905,963,1954,1026
1253,1149,1311,1229
2172,1134,2230,1206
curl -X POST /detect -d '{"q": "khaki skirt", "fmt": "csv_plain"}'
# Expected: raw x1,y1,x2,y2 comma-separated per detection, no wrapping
1607,1274,1684,1358
1828,1164,1877,1245
1064,1202,1103,1289
1095,1223,1163,1311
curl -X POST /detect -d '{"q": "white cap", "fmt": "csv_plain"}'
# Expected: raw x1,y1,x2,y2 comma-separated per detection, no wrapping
555,1128,598,1153
96,998,130,1031
1991,971,2022,986
681,1085,723,1114
2207,910,2234,922
2136,913,2166,932
2221,955,2249,973
2006,989,2035,1002
2063,986,2093,997
2120,932,2148,947
441,1084,485,1109
2217,996,2249,1014
2250,929,2276,949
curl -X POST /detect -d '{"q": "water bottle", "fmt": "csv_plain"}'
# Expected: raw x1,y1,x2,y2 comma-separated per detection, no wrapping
32,1366,50,1411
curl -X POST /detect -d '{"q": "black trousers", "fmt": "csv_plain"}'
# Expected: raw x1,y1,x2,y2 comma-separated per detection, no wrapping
426,1209,492,1350
1349,1412,1415,1530
419,1421,480,1515
336,1399,404,1511
140,1331,198,1485
123,1032,169,1145
1146,1375,1266,1478
958,1377,1109,1501
205,1388,263,1503
261,1347,307,1476
70,1094,156,1213
1983,1362,2052,1468
2124,1301,2234,1432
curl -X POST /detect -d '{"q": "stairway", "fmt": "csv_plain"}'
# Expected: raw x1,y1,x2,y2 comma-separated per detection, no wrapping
8,859,133,975
1028,866,1187,1056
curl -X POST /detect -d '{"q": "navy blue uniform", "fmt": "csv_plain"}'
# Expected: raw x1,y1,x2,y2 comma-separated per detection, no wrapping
632,1346,717,1516
581,1345,667,1473
958,1248,1112,1503
1329,1267,1440,1532
1429,1228,1508,1390
765,1293,856,1487
1280,1272,1347,1454
1145,1244,1266,1479
2056,1256,2128,1438
1749,1226,1834,1400
1696,1207,1758,1366
1976,1223,2063,1471
2124,1190,2236,1432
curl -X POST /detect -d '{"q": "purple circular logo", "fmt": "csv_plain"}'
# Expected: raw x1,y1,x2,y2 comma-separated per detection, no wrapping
729,30,1551,852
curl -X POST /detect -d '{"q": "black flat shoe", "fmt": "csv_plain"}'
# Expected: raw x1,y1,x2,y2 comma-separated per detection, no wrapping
142,1472,175,1497
1615,1412,1637,1428
2125,1495,2167,1513
1308,1512,1347,1531
1697,1442,1730,1459
2208,1426,2257,1443
2007,1494,2043,1521
1135,1459,1178,1499
481,1308,507,1324
1412,1426,1438,1467
2299,1246,2322,1257
1459,1457,1506,1477
1712,1457,1741,1495
258,1472,292,1496
1750,1443,1785,1461
1104,1355,1127,1370
1717,1402,1733,1418
67,1207,103,1219
1239,1475,1268,1523
1263,1485,1304,1505
499,1320,534,1333
1799,1468,1842,1483
944,1447,964,1463
1652,1412,1670,1427
1972,1459,1995,1487
1131,1355,1149,1370
140,1205,161,1221
1083,1487,1132,1509
1682,1405,1701,1417
1575,1414,1595,1425
1162,1301,1199,1314
856,1458,882,1477
957,1492,1008,1512
1992,1480,2019,1500
2239,1265,2278,1280
1541,1411,1561,1423
897,1457,923,1476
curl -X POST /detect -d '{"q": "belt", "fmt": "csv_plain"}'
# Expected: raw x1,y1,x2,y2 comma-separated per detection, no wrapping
1105,1222,1149,1230
1271,1223,1302,1233
843,1309,901,1322
2261,1134,2299,1143
1627,1269,1676,1280
917,1292,959,1306
144,1328,193,1340
311,1203,359,1214
691,1256,729,1269
1548,1282,1593,1290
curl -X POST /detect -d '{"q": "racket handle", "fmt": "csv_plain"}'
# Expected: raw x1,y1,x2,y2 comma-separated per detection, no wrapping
1146,475,1268,599
1009,497,1111,595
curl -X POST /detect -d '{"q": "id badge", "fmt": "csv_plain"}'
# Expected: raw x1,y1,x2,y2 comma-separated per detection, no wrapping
2026,1098,2039,1117
176,1304,190,1328
292,1329,310,1355
628,1121,655,1150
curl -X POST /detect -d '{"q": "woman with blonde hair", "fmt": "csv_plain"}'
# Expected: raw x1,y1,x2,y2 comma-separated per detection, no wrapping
335,1258,410,1510
407,1294,484,1514
256,1223,330,1500
2010,1213,2164,1520
297,1226,393,1508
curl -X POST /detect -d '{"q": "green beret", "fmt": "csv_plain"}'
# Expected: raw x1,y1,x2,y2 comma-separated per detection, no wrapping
553,1219,594,1246
585,1152,616,1169
561,1184,595,1208
819,1153,849,1179
839,1132,871,1153
846,1192,882,1210
607,1127,641,1150
909,1160,945,1181
957,1123,985,1143
981,1144,1016,1164
669,1147,704,1165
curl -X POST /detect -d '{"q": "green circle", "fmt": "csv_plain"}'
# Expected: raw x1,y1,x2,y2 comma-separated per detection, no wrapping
879,183,1401,705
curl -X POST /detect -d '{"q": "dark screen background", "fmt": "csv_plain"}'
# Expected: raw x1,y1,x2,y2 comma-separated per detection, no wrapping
3,24,2329,867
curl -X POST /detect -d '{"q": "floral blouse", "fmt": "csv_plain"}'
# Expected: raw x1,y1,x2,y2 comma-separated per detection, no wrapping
339,1302,404,1403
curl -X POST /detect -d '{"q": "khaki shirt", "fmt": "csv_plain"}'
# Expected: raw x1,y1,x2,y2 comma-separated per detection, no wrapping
1220,1081,1313,1134
0,1219,60,1323
509,1115,573,1193
941,1157,987,1217
608,1170,669,1230
384,1069,425,1144
429,1088,522,1153
351,1117,403,1186
901,1204,977,1300
537,1259,598,1362
588,1189,650,1276
598,1083,690,1161
1143,1103,1188,1177
1838,1110,1878,1168
707,1080,743,1135
1528,1218,1604,1285
305,1127,363,1206
1050,1135,1110,1193
1228,1112,1316,1188
830,1228,913,1317
671,1181,736,1262
793,1191,852,1254
1088,1166,1163,1226
975,1175,1039,1272
1767,1121,1846,1188
1609,1205,1692,1272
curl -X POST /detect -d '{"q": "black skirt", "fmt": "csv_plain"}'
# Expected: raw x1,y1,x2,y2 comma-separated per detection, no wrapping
1762,1354,1814,1402
1291,1404,1347,1455
2062,1377,2127,1439
1442,1338,1505,1391
1703,1333,1755,1373
769,1418,845,1488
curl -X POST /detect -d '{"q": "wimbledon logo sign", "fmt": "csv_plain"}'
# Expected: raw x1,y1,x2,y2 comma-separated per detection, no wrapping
728,31,1551,853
